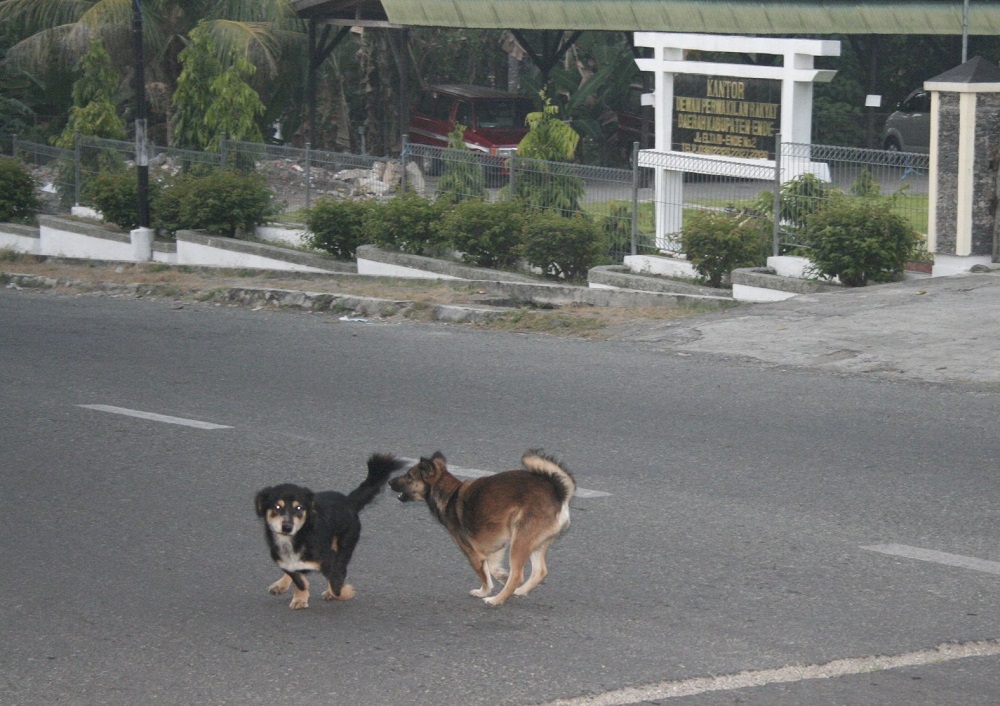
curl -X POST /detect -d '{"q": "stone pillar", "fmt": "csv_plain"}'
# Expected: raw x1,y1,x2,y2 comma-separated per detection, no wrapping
925,57,1000,276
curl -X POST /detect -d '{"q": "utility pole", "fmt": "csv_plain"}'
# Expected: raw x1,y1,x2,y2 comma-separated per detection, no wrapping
962,0,970,63
133,0,150,228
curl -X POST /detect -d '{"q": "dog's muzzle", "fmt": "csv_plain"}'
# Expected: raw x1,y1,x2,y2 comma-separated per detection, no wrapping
388,477,408,502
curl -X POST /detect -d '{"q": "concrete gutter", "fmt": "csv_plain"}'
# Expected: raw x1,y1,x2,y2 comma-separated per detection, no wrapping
589,265,725,297
176,231,356,273
356,244,538,282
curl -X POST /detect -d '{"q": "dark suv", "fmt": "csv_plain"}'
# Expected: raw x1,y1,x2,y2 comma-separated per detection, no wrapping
882,89,931,154
408,84,533,173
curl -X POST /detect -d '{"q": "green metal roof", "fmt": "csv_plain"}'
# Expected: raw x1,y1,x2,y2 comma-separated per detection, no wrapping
372,0,1000,34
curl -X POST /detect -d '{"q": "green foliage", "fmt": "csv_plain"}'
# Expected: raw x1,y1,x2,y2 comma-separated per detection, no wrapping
204,54,265,151
173,22,265,154
53,38,125,149
681,209,772,288
150,170,277,238
508,165,586,216
600,200,633,259
180,170,276,238
172,24,222,152
778,173,828,229
804,194,921,287
0,95,37,142
507,97,586,214
304,196,373,259
0,157,39,223
150,173,193,236
518,95,580,162
435,123,486,204
84,172,161,231
438,199,526,270
361,191,447,256
521,210,605,281
850,167,881,197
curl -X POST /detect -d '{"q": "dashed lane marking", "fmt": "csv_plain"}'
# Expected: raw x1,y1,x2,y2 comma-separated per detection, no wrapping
78,404,233,430
532,639,1000,705
862,543,1000,576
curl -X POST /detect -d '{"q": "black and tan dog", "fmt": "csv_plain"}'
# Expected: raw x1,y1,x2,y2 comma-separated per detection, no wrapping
389,450,575,606
255,453,405,609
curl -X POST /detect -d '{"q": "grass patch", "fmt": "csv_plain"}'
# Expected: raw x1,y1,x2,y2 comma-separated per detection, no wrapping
485,308,610,336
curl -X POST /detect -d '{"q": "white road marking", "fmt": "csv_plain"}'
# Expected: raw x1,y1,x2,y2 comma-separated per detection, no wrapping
401,459,610,498
78,404,233,430
533,639,1000,705
861,543,1000,576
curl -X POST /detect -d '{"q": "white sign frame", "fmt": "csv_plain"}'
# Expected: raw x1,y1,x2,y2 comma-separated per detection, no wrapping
633,33,840,249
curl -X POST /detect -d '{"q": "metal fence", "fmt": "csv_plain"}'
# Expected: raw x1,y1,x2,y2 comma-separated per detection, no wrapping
8,133,931,265
636,141,929,257
403,141,637,260
782,142,929,252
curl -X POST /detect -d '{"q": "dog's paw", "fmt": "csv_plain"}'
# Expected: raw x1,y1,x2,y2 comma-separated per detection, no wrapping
483,595,507,607
268,579,290,595
490,568,509,581
323,584,355,601
289,597,309,609
470,587,491,598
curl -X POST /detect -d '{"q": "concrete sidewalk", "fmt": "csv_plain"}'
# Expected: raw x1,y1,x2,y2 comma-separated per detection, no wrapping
610,271,1000,386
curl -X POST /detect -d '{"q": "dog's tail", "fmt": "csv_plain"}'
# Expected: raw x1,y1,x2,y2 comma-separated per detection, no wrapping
348,453,407,513
522,450,575,529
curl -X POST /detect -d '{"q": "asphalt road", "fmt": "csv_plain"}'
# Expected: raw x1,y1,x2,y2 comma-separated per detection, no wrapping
2,288,999,705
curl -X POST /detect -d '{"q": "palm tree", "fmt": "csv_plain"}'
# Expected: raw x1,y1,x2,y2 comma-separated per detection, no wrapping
0,0,304,143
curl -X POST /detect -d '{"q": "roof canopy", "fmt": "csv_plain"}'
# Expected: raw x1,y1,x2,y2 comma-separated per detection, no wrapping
294,0,1000,34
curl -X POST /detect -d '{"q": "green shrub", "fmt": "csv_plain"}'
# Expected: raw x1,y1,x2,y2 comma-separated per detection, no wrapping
438,199,526,270
601,200,633,259
521,211,605,281
150,170,278,238
778,172,828,229
508,165,585,216
361,191,447,256
681,209,772,288
850,167,881,197
435,124,487,205
0,158,39,223
84,172,163,230
304,197,373,260
804,194,920,286
150,172,193,236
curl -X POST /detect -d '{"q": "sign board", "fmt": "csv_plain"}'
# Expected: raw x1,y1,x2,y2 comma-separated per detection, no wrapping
672,75,781,159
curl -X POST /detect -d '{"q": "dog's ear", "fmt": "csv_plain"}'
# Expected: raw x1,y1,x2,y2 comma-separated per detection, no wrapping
418,456,441,481
431,453,448,475
254,488,273,517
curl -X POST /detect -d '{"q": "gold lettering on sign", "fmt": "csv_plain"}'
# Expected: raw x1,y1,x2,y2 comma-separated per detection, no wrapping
706,79,745,100
672,77,780,159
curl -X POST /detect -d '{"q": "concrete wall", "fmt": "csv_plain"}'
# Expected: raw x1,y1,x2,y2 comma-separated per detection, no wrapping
0,218,353,274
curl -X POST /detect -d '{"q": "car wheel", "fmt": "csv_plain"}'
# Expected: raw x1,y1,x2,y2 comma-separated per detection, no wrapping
883,137,901,152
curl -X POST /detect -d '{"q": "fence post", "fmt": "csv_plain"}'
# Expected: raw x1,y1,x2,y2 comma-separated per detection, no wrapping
630,141,640,257
305,141,312,210
74,131,82,206
772,133,782,258
220,132,227,170
400,133,408,193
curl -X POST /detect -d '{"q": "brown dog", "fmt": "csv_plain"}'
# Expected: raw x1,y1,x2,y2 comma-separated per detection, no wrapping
388,450,575,606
